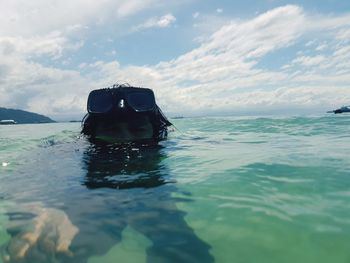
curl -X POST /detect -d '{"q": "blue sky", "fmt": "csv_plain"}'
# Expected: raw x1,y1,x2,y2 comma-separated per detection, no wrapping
0,0,349,120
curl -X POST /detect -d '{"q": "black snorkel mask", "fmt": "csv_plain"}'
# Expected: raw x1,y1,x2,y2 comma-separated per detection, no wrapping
87,86,156,116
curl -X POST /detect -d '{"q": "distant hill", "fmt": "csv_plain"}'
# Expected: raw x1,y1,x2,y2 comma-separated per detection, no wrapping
0,107,55,124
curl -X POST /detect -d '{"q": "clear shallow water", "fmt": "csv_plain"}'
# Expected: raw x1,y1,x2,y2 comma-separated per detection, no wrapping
0,115,350,263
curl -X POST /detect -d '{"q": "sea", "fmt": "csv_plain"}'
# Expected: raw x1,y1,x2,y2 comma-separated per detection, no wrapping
0,115,350,263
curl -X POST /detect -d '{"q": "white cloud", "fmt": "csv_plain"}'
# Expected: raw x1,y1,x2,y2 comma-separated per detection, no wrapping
0,0,172,59
149,5,350,113
315,43,328,51
133,14,176,31
0,0,179,118
0,32,81,60
116,0,158,17
292,55,326,67
193,12,200,19
0,58,91,117
336,29,350,40
1,4,350,119
159,5,305,82
305,40,314,47
0,0,163,37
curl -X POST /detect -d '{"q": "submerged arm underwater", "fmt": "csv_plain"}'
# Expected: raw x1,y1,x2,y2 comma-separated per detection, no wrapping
1,202,78,263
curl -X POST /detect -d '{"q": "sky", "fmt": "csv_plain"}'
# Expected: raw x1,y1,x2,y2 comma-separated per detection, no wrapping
0,0,350,120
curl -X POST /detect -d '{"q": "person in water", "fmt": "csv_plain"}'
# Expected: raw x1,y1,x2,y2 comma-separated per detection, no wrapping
1,84,214,262
82,84,172,143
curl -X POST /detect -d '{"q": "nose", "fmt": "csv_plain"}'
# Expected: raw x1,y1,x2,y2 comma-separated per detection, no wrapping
118,99,125,108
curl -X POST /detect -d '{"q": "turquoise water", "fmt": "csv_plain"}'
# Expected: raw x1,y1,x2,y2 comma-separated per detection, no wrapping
1,115,350,263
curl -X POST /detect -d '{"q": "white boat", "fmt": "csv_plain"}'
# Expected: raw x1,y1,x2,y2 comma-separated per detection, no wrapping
0,120,17,125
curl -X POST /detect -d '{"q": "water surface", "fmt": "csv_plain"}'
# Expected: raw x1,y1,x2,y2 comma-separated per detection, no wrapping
1,115,350,262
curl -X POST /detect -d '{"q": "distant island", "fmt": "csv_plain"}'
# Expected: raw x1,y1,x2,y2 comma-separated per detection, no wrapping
0,107,55,124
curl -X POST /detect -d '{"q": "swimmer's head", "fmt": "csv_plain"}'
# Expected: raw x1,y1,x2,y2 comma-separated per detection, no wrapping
81,84,172,143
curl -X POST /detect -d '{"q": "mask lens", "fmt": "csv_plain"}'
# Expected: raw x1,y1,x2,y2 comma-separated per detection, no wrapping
87,90,113,113
127,91,155,112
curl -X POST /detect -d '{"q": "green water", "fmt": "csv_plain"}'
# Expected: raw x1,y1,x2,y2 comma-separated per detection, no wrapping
0,115,350,263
